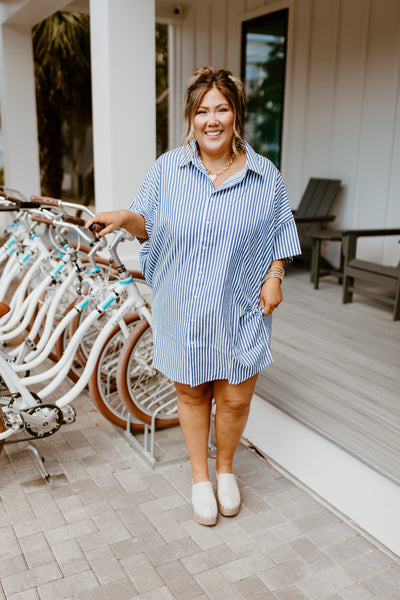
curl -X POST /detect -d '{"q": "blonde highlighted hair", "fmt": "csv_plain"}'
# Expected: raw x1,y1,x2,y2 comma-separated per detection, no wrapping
183,66,246,157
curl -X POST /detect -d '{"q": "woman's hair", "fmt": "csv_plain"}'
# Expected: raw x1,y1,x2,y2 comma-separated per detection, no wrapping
183,66,246,156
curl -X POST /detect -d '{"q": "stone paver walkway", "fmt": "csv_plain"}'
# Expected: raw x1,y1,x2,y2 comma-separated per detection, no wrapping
1,390,400,600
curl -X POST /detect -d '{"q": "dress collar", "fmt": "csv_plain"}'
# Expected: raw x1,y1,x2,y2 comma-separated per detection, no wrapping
178,138,263,177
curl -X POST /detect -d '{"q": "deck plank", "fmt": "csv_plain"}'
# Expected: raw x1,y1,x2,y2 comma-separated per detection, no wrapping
255,268,400,485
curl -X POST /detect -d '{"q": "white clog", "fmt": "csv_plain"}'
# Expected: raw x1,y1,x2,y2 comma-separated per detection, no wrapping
217,473,241,517
192,481,218,526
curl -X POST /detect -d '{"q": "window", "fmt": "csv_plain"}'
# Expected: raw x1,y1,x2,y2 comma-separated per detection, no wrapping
241,9,288,168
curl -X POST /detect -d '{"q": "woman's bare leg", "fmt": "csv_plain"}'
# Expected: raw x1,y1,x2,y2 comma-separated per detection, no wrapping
212,374,258,474
175,381,213,483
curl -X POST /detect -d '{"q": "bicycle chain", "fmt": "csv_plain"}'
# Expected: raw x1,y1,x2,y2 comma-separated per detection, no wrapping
0,434,37,445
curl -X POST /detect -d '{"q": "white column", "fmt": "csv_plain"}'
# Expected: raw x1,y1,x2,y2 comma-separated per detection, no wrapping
90,0,156,269
90,0,156,215
0,24,40,201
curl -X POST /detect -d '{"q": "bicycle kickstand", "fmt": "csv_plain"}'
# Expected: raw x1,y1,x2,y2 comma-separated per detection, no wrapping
26,443,51,482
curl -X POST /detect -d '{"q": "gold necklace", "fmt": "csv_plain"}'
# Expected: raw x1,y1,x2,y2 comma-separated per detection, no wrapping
204,155,234,182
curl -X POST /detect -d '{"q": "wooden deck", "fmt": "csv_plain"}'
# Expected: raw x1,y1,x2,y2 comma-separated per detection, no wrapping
255,266,400,486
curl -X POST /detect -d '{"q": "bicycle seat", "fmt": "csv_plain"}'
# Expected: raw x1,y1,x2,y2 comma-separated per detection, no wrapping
0,302,10,317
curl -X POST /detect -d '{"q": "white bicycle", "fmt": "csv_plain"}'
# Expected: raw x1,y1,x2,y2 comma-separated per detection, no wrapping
0,203,178,474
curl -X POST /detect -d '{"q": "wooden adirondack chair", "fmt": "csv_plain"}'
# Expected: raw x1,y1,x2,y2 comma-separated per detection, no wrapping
293,177,342,265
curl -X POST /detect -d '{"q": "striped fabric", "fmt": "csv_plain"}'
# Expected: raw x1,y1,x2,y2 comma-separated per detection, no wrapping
128,140,301,386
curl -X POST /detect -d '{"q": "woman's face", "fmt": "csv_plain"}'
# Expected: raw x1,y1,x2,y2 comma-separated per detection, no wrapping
193,87,235,157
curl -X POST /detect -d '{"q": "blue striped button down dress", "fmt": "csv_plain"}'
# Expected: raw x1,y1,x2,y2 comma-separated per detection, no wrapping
128,140,301,386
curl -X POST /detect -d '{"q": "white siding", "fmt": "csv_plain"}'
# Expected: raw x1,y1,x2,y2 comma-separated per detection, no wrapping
226,0,242,75
328,0,370,229
301,0,340,181
210,0,227,67
169,0,400,264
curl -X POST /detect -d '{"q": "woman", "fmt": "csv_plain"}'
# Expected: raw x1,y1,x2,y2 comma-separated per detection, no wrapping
86,67,301,526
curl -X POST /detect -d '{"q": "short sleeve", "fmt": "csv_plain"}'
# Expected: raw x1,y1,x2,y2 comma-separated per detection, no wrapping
271,172,302,261
128,159,161,242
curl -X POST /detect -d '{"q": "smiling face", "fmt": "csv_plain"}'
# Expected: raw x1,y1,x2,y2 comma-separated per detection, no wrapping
192,87,235,159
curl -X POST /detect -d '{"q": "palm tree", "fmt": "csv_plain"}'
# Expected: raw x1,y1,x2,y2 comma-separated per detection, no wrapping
32,11,92,200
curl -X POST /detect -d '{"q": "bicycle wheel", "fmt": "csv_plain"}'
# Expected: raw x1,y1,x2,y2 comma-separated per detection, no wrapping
0,382,11,455
116,319,179,428
69,270,150,369
88,313,145,432
0,407,5,455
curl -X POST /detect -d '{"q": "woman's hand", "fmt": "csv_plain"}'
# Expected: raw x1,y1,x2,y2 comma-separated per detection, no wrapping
85,209,148,239
85,210,127,237
259,278,283,315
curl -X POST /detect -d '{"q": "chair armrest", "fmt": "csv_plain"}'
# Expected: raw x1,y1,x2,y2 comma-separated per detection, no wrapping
341,228,400,263
294,215,336,224
341,228,400,238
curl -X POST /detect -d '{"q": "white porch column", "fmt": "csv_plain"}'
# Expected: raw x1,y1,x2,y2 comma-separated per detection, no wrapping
90,0,156,268
90,0,156,206
0,24,40,202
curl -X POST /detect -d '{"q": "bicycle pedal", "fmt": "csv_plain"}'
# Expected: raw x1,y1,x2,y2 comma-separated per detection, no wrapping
60,405,76,424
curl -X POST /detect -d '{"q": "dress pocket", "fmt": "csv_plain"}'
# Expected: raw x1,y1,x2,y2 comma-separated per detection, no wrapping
234,306,268,367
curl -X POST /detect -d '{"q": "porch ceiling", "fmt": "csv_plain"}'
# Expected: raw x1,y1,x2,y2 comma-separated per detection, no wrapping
65,0,89,13
0,1,170,26
0,0,75,29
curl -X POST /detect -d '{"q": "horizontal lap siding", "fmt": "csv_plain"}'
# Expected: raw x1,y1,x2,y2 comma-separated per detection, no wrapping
226,0,242,75
328,0,369,231
386,64,400,264
210,0,227,67
354,0,400,262
302,0,339,186
175,0,400,264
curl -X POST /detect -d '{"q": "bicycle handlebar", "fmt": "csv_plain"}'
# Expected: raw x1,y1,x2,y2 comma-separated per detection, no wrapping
30,214,54,225
13,200,42,209
0,193,41,210
29,195,95,220
61,214,86,227
61,214,103,234
30,194,61,207
89,223,104,234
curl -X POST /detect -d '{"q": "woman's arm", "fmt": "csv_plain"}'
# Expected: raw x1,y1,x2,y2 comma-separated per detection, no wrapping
259,259,285,315
85,209,148,239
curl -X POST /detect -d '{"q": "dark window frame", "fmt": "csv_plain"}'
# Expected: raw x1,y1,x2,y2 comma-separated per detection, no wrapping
241,8,289,169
